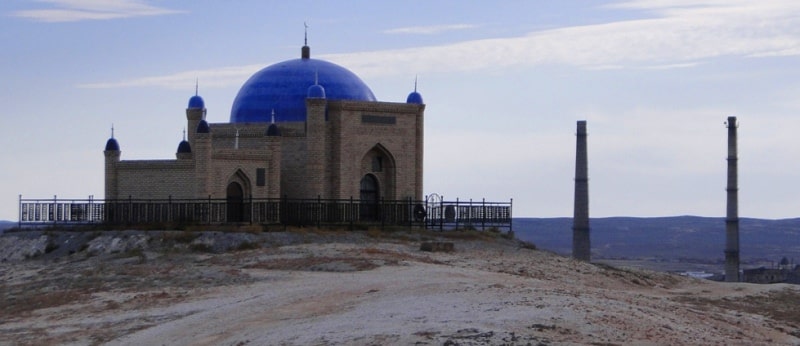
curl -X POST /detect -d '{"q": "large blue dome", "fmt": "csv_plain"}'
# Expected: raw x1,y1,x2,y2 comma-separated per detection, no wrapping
230,54,376,123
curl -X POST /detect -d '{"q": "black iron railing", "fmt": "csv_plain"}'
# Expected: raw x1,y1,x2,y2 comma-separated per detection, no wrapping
17,195,512,231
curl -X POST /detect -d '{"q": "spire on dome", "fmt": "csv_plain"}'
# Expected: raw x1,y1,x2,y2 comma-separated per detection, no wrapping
307,70,327,99
266,109,281,136
301,22,310,59
105,124,120,151
406,76,424,104
188,81,205,109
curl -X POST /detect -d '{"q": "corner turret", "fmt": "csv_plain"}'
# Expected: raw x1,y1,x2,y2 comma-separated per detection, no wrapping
104,126,121,200
176,130,192,160
406,77,423,104
186,82,206,146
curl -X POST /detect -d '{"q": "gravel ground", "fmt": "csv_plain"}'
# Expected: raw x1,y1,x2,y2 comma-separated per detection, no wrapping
1,228,799,345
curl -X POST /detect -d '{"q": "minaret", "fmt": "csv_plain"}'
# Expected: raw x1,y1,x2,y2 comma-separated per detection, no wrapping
725,116,740,282
572,120,591,262
103,125,121,200
186,81,206,147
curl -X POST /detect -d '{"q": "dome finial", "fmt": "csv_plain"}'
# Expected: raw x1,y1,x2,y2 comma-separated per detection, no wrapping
195,78,199,96
301,22,310,59
406,76,424,104
271,109,276,124
105,124,121,151
182,127,186,141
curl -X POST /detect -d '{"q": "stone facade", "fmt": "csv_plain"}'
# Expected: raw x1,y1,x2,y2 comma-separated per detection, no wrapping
104,93,424,204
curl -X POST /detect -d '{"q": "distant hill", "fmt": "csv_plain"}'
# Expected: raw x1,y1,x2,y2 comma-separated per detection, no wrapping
513,216,800,264
0,221,15,233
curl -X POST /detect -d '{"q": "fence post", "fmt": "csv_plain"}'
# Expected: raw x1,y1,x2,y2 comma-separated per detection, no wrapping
205,195,210,224
316,195,321,228
282,195,287,231
348,196,354,231
439,195,443,232
168,195,172,224
380,197,385,230
509,198,513,232
408,197,412,229
454,197,459,231
482,198,485,230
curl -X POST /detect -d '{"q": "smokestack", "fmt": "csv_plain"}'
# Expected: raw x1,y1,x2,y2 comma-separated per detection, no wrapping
573,120,590,262
725,116,740,282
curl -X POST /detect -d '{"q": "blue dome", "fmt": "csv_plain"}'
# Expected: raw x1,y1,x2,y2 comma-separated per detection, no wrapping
196,119,210,133
307,84,326,99
177,140,192,153
105,138,120,151
188,95,205,109
406,91,423,104
230,57,376,123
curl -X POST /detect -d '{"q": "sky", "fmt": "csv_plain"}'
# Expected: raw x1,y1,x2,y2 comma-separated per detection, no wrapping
2,0,800,221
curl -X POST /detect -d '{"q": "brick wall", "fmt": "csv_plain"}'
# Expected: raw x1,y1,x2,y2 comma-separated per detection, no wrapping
105,97,424,203
113,160,195,199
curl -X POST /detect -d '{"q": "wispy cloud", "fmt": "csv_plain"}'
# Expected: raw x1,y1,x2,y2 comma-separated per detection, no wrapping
80,1,800,89
332,0,800,76
383,24,477,35
13,0,183,22
78,64,263,89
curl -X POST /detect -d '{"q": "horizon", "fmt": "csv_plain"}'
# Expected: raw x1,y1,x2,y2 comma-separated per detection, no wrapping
3,1,800,220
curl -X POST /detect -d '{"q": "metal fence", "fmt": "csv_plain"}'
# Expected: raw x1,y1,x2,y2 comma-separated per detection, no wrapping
17,195,512,231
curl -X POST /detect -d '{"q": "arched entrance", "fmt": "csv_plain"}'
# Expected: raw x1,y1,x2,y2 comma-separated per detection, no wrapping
226,182,245,222
360,174,380,220
360,144,396,200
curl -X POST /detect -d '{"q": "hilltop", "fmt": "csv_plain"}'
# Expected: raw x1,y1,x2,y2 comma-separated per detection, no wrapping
1,228,799,345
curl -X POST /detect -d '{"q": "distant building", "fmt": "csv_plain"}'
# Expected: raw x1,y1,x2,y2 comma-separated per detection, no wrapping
103,42,425,221
742,259,800,284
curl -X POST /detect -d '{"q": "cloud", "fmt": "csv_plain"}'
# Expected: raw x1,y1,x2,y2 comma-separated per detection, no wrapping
331,1,800,77
13,0,183,22
383,24,477,35
78,64,263,89
80,1,800,89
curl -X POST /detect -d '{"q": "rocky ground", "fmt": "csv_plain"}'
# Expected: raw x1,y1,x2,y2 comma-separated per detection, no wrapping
1,227,799,345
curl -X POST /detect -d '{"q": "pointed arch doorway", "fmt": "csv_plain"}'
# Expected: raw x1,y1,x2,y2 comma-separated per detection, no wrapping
226,181,245,222
360,174,380,220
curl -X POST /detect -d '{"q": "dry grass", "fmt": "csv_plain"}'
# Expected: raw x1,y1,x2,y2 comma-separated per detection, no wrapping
675,288,800,330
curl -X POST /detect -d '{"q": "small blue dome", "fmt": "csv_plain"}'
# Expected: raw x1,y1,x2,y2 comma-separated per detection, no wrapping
230,56,376,123
196,119,210,133
406,91,423,104
266,123,281,137
188,95,205,109
307,84,326,99
177,140,192,153
105,138,120,151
